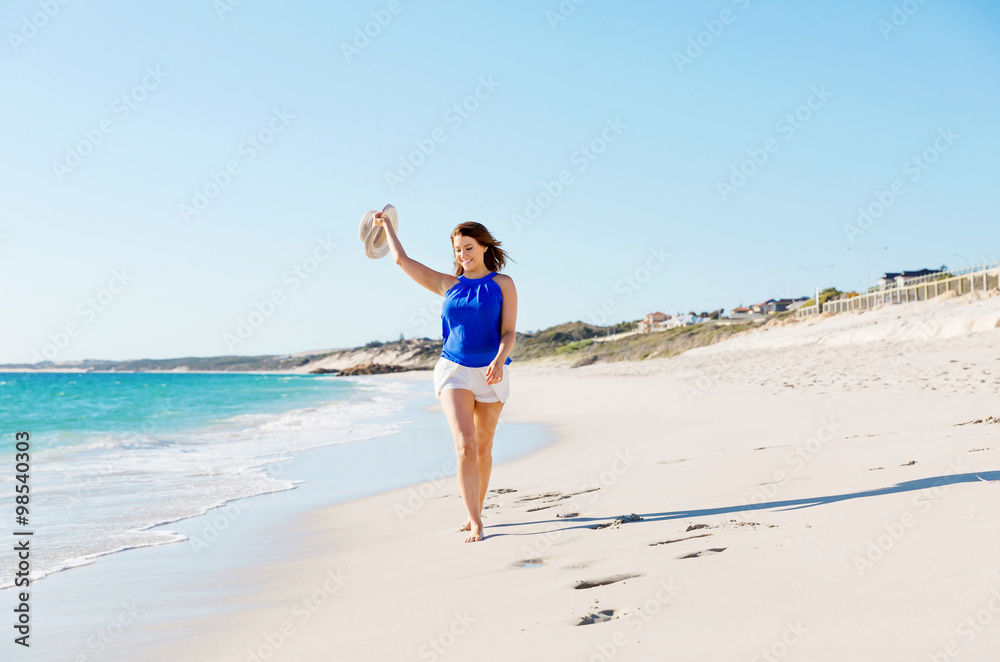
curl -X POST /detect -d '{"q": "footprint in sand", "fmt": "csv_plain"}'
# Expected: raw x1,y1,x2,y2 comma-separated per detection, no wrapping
680,548,727,559
519,488,601,505
512,558,545,568
649,533,713,546
517,491,563,502
573,573,643,589
576,609,618,626
590,514,643,530
955,416,1000,426
729,520,776,528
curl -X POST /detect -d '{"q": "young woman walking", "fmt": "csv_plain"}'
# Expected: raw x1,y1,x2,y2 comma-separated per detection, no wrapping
373,211,516,543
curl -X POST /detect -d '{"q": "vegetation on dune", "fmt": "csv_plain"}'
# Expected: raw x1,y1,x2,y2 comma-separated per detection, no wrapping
559,319,761,368
803,287,845,307
6,316,775,372
511,320,635,360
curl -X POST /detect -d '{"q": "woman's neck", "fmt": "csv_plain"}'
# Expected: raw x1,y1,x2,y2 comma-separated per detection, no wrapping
462,266,491,279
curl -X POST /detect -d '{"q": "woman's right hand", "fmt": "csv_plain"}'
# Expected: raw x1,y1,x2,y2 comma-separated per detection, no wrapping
372,211,386,228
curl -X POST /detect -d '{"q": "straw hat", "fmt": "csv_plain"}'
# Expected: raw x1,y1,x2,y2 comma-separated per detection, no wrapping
358,204,398,260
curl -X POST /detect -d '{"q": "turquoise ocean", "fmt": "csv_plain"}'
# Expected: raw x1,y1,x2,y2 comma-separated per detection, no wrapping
0,371,549,592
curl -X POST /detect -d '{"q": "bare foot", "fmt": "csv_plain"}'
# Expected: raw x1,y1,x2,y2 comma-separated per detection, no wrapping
464,525,484,543
459,519,471,532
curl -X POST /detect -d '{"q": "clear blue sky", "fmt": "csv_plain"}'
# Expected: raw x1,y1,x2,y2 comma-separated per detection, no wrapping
2,0,998,363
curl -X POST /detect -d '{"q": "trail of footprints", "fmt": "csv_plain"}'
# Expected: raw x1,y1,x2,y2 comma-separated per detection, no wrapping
572,521,748,626
501,421,996,625
500,489,774,627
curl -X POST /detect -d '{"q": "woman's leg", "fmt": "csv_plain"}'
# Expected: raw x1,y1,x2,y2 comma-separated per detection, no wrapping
473,399,504,512
439,388,485,542
459,399,505,531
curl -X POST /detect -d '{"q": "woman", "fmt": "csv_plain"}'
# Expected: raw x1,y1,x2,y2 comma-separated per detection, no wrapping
373,211,517,543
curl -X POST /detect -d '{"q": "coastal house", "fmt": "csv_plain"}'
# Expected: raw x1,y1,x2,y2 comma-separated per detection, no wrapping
729,306,754,319
877,268,943,290
638,311,671,333
663,313,709,328
750,297,810,314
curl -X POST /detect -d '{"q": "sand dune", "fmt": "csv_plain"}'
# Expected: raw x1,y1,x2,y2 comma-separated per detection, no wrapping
698,289,1000,350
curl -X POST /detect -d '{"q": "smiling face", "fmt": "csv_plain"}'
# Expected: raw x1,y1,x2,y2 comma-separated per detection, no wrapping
453,234,487,272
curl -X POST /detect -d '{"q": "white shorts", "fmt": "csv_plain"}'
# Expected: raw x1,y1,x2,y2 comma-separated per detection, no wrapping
433,356,510,403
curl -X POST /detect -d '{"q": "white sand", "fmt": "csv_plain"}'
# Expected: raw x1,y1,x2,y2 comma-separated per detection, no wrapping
140,292,1000,661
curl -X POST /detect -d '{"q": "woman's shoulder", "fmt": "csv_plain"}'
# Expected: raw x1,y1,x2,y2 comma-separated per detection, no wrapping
440,273,462,297
492,272,515,296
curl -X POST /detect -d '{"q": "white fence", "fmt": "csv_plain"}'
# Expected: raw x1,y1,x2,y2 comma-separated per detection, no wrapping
796,262,1000,318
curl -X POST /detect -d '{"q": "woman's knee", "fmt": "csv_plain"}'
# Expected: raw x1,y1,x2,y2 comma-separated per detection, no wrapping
476,440,493,464
453,431,478,460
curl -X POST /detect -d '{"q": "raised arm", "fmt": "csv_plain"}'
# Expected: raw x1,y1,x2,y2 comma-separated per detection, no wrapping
374,211,457,297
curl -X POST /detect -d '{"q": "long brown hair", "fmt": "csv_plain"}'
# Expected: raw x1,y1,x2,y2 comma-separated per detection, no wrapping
450,222,513,277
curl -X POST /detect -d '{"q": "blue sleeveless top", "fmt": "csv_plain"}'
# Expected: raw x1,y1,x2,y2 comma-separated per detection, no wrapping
441,271,513,368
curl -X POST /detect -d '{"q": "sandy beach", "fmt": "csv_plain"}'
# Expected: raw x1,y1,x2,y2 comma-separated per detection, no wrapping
114,292,1000,661
8,4,1000,660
